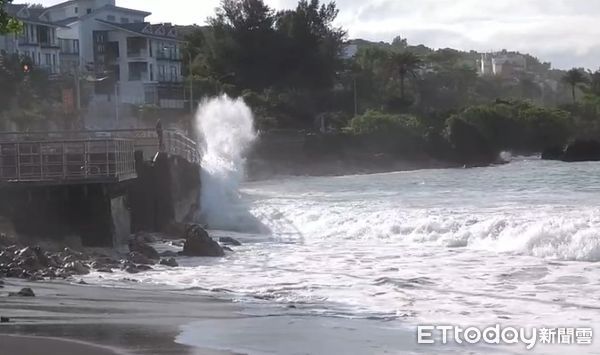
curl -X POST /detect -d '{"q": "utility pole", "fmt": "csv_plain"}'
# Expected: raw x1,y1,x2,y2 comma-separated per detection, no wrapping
115,83,119,125
353,75,358,117
75,66,81,110
188,52,194,114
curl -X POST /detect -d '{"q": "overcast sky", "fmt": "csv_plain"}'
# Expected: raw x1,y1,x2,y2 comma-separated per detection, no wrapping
32,0,600,70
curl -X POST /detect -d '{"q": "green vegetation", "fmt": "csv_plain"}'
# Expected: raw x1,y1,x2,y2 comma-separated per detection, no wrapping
180,1,600,164
0,53,76,130
0,0,22,34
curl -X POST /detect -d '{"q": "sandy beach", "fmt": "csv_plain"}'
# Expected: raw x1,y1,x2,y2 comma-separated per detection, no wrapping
0,278,238,355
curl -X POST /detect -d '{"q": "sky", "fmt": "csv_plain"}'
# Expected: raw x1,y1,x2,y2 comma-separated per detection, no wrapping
31,0,600,70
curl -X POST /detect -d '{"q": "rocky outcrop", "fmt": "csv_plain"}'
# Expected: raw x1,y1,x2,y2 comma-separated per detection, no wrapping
562,140,600,162
219,237,242,246
542,140,600,162
159,258,178,267
541,145,564,160
127,252,155,265
0,242,152,280
446,118,498,167
128,237,160,261
181,225,225,257
9,287,35,297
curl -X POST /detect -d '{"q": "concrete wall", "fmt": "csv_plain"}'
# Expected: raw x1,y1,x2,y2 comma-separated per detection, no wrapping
0,152,200,247
130,152,200,234
0,184,116,247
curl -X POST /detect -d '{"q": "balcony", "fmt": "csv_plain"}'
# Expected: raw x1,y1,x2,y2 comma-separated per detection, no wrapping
59,39,80,55
127,37,148,59
156,49,181,61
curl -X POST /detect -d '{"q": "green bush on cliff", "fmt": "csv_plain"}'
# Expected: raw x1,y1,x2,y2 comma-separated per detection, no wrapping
347,110,422,136
447,100,572,152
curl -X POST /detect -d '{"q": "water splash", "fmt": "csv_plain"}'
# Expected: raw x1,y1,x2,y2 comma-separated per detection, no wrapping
195,95,258,231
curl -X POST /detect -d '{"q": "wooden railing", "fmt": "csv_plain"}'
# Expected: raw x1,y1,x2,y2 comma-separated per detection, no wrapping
0,139,136,183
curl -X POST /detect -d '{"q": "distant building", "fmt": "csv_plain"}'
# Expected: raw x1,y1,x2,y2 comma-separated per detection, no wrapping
0,4,64,74
42,0,184,107
479,52,527,78
1,0,185,110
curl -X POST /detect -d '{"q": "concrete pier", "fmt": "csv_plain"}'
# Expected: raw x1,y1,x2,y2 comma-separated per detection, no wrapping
0,129,201,247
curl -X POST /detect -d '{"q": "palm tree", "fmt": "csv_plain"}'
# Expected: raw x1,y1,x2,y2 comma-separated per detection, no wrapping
389,51,422,100
562,68,588,104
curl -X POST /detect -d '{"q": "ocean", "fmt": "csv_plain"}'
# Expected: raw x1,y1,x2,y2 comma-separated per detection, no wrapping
87,157,600,354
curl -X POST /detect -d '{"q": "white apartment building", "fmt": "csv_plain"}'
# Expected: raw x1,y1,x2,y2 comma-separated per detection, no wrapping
0,4,64,74
2,0,185,109
479,52,527,78
42,0,184,107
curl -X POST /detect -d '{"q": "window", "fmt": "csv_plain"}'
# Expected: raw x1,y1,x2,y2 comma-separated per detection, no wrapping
107,15,115,22
150,63,153,81
87,8,92,14
170,66,177,81
45,53,51,66
121,17,129,23
74,7,78,14
37,52,41,65
158,65,166,81
52,54,56,69
73,39,79,53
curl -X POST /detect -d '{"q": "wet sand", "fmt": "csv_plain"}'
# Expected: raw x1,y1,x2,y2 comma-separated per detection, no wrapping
0,278,239,355
0,334,123,355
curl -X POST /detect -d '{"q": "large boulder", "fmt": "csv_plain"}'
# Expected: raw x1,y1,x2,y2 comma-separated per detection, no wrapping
127,252,155,265
219,237,242,246
9,287,35,297
562,140,600,162
181,225,225,257
159,258,178,267
128,238,160,261
541,145,564,160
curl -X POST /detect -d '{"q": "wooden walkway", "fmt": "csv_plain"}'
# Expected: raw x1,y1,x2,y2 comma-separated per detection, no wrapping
0,129,200,184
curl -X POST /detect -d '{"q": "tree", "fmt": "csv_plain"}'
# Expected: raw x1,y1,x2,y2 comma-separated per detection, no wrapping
388,51,422,100
0,0,22,34
275,0,346,89
562,68,588,104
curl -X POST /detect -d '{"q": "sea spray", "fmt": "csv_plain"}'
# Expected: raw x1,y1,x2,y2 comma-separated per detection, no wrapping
195,95,258,231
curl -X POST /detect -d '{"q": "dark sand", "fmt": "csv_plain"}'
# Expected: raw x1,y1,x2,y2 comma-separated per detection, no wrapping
0,334,122,355
0,279,239,355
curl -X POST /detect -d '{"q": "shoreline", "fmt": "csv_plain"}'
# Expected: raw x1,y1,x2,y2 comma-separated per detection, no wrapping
0,278,238,355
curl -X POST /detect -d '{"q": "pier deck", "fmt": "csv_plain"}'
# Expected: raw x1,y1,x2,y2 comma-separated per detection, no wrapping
0,129,200,185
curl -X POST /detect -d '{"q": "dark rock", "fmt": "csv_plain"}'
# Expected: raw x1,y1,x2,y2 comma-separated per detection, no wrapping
447,118,498,167
223,246,234,252
129,238,160,260
27,274,44,282
1,316,9,323
219,237,242,246
182,225,225,257
96,268,113,273
136,265,153,271
541,145,564,160
125,265,140,274
127,252,155,265
64,261,90,275
9,287,35,297
159,251,179,258
562,140,600,162
78,280,88,285
159,258,178,267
